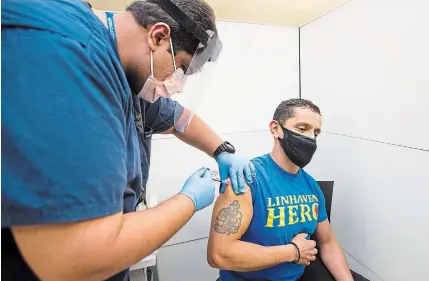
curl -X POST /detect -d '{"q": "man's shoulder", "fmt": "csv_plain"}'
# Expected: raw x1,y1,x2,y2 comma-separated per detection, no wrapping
300,169,325,199
2,0,99,45
250,154,271,171
3,0,130,110
300,169,317,184
248,154,272,189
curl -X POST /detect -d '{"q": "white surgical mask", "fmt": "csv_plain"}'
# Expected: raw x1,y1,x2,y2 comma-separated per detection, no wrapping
138,37,187,103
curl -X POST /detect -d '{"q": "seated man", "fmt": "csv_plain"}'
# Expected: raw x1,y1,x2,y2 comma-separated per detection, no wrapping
208,99,354,281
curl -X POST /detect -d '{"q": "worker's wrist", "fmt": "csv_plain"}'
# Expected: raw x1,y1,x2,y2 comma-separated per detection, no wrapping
176,193,197,213
211,139,225,157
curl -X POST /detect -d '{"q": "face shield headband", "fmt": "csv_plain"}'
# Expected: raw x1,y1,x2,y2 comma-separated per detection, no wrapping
154,0,223,74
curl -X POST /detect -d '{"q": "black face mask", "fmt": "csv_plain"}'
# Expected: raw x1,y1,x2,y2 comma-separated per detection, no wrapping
278,126,317,168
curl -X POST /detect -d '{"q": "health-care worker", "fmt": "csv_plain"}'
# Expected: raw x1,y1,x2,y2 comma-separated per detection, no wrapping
97,1,255,208
1,1,255,281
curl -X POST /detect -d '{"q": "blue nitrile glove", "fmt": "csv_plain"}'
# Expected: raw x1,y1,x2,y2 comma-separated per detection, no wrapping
180,167,215,211
216,153,257,194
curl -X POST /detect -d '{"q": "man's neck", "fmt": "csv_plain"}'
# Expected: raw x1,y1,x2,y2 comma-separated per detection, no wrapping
270,145,299,174
91,9,145,71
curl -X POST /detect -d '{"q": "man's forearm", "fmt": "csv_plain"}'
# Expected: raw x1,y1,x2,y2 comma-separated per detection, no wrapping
173,114,223,157
319,240,354,281
14,194,195,281
208,241,296,272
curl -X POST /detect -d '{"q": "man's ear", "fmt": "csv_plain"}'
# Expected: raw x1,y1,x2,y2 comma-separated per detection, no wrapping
269,120,282,138
147,23,171,51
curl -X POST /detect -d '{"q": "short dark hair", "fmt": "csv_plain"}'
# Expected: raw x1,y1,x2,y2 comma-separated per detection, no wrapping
126,0,217,55
273,98,321,125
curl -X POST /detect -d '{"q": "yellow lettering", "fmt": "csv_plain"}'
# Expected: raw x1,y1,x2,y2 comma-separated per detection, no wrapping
288,205,299,225
280,196,289,206
312,203,319,220
265,207,286,227
275,197,280,206
267,198,275,207
289,195,298,204
311,195,318,203
300,204,312,222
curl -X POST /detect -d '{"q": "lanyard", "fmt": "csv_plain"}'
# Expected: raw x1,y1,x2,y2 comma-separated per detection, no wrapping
105,12,152,140
105,12,117,46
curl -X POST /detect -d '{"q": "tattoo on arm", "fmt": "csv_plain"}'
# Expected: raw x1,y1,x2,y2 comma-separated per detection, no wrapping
214,200,243,235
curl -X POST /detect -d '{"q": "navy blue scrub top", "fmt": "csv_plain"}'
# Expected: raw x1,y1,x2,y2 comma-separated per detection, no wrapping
104,9,184,201
1,0,142,280
133,96,184,192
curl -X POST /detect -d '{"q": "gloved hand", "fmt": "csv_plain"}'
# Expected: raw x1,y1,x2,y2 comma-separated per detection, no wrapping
216,153,256,194
180,167,215,211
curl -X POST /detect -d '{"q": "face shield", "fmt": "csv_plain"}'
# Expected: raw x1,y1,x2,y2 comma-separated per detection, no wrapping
155,0,223,132
184,30,222,75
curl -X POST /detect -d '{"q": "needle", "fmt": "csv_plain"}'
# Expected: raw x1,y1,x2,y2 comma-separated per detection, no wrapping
210,170,228,183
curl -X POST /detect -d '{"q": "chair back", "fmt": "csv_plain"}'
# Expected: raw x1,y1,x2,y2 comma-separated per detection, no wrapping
316,181,334,222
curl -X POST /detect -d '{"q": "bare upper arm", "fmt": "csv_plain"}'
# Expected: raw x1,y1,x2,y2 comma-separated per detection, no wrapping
314,220,335,246
208,183,253,251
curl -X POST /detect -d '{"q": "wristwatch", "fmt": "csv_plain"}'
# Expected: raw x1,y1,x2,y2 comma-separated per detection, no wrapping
213,141,236,158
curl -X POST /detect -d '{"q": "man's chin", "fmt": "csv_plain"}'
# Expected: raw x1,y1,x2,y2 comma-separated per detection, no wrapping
126,77,145,96
125,67,148,95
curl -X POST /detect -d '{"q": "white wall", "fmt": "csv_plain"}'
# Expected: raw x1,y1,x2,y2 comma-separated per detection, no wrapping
301,1,429,280
148,21,300,280
301,0,429,150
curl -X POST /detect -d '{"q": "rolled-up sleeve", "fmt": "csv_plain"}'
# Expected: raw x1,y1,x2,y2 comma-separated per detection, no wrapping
143,97,185,134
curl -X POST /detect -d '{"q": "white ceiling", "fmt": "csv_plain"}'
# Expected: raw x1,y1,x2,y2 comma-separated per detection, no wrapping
206,0,350,26
89,0,350,26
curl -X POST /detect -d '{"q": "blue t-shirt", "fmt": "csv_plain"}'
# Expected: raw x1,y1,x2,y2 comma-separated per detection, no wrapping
1,0,141,280
220,154,328,281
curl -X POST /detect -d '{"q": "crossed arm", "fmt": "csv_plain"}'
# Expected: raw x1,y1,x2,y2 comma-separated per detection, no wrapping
207,184,353,280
